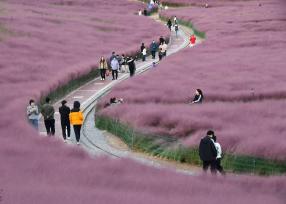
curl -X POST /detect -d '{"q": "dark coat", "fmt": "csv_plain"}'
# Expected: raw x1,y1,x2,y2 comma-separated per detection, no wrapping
192,94,203,103
150,42,158,52
59,105,70,123
127,58,136,76
199,136,217,161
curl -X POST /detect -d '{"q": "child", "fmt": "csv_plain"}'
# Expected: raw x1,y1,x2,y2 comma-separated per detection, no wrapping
190,34,196,47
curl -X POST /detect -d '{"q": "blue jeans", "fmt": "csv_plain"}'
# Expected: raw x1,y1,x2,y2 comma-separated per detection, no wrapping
29,119,38,129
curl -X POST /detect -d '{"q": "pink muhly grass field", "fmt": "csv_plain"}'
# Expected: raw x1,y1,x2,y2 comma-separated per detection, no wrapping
98,0,286,160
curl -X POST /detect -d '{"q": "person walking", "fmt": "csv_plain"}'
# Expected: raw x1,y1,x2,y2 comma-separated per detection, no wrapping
174,16,177,24
199,130,218,174
161,41,168,57
142,47,147,62
127,56,136,77
59,100,71,142
150,40,158,59
120,54,128,73
99,56,108,80
174,23,179,37
159,36,165,44
69,101,84,145
111,57,119,80
191,89,204,104
41,97,55,136
27,99,39,129
212,135,226,175
158,43,163,61
190,34,197,47
167,19,172,31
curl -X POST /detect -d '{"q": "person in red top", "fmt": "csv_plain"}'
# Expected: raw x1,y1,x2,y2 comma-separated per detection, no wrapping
190,34,196,47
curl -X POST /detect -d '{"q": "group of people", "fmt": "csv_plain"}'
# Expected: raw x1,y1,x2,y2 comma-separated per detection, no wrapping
199,130,225,175
140,36,168,62
99,52,137,80
27,98,84,145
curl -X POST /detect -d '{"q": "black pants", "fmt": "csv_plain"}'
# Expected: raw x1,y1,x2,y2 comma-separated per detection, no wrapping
159,53,163,61
203,160,217,174
129,67,135,77
73,125,81,142
44,119,55,136
112,70,118,80
216,158,225,175
142,55,146,61
151,51,156,59
100,69,106,79
61,121,70,140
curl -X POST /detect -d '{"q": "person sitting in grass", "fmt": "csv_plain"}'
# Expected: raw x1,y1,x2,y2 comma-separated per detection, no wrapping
191,89,204,104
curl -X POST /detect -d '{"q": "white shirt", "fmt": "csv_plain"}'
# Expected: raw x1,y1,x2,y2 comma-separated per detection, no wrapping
214,142,222,159
142,48,147,55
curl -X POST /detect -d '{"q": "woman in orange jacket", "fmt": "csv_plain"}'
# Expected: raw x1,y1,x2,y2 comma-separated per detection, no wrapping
69,101,84,145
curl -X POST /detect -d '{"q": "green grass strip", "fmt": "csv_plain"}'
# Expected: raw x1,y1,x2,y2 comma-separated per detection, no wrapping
95,115,286,175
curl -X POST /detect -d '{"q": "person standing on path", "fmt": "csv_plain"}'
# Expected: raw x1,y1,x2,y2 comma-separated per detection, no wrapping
27,99,39,129
191,89,204,104
158,43,163,61
111,57,119,80
167,19,172,31
212,135,226,175
161,41,168,57
190,34,196,47
41,97,55,136
159,36,165,44
142,47,147,62
99,56,108,80
174,23,179,37
127,56,136,77
174,16,177,24
59,100,71,142
69,101,84,145
150,40,158,59
120,54,128,73
199,130,218,174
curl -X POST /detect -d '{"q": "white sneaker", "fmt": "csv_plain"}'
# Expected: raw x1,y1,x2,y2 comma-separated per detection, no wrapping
77,142,80,145
64,140,67,143
67,137,71,140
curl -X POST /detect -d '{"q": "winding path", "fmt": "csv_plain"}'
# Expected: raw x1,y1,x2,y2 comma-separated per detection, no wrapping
39,11,201,175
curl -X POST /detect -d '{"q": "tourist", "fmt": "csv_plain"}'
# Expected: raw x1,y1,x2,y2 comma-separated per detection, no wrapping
138,9,142,16
174,23,179,37
143,9,148,16
190,34,196,47
120,54,128,73
150,40,158,59
111,57,119,80
191,89,204,104
159,36,165,44
99,56,108,80
127,56,136,77
69,101,84,145
158,43,163,61
142,47,147,62
59,100,71,142
41,97,55,136
212,135,226,175
199,130,217,174
174,16,177,24
167,19,172,31
161,41,168,57
27,99,39,129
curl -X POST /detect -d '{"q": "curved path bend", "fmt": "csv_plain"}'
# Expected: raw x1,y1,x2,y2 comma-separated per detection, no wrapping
39,12,202,175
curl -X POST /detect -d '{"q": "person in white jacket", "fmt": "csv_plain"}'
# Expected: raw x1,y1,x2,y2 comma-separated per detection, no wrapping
27,99,39,129
212,135,226,175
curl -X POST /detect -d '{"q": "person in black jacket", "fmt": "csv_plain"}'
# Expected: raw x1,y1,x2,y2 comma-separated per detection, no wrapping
59,100,70,142
127,56,136,77
191,89,204,104
199,130,217,174
167,19,172,31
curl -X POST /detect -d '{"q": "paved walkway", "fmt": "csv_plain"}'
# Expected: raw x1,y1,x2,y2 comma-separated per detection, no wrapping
39,16,200,175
